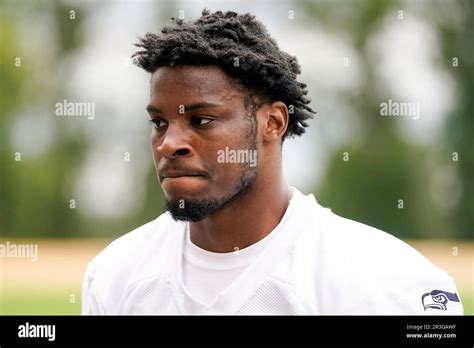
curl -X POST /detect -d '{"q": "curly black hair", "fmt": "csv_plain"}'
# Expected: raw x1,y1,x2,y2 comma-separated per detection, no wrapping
133,9,315,140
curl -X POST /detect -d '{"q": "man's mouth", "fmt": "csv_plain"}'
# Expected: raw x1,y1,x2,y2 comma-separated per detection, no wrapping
159,171,208,195
159,172,206,182
158,167,209,182
158,165,210,196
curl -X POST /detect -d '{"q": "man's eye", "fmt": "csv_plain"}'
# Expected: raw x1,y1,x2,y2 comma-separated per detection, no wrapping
148,118,167,129
191,116,213,126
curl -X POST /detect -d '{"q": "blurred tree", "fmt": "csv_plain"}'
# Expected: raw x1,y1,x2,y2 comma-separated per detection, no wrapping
303,0,473,239
439,0,474,238
0,1,88,237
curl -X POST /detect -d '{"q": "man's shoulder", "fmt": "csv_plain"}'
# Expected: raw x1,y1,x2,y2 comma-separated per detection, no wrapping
319,210,438,274
82,213,182,313
308,208,462,314
93,213,176,266
86,214,178,286
294,199,438,273
288,192,442,278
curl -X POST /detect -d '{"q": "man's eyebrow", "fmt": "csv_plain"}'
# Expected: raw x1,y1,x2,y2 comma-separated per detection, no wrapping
146,102,221,114
146,105,162,114
183,102,221,112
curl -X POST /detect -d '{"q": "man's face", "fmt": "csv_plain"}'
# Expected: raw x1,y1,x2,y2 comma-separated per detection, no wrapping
147,66,258,221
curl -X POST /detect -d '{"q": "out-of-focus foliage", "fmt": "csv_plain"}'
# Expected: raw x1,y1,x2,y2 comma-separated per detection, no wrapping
308,0,473,239
0,0,472,239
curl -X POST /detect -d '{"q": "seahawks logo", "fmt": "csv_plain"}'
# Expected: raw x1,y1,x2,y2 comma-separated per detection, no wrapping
421,290,460,311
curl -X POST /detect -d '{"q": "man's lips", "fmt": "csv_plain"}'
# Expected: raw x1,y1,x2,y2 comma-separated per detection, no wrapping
158,170,208,182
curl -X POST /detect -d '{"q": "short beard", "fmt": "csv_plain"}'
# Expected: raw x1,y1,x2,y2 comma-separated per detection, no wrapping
164,169,256,222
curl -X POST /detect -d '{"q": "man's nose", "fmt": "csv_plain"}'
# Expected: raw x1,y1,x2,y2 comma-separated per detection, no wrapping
156,126,192,159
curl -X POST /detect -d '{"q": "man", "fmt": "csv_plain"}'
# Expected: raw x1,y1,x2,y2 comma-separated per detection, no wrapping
82,10,463,315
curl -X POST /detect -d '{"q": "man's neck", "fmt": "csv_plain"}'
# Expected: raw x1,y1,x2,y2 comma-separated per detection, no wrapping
189,178,293,253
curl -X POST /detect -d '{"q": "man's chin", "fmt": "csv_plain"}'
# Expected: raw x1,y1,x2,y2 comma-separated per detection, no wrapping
164,198,221,222
167,212,206,222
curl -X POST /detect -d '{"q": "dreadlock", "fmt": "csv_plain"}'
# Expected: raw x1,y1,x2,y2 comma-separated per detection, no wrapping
133,9,315,140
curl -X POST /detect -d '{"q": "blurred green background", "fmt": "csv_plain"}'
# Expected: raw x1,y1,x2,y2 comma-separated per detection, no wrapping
1,0,473,314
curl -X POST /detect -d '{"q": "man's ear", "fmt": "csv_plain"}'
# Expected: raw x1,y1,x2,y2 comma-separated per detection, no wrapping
259,101,289,143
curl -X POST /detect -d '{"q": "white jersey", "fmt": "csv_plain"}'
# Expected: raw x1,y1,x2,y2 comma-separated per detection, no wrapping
81,188,463,315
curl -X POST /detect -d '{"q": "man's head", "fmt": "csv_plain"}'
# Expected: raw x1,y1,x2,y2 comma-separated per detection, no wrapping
133,10,315,222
